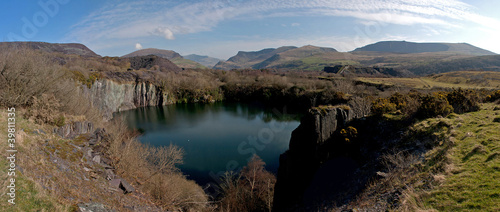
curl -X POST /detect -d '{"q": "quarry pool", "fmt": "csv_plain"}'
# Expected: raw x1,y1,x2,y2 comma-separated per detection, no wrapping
115,102,300,186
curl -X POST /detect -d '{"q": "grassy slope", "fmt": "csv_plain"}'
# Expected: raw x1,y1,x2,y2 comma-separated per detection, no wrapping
356,71,500,89
170,58,207,69
423,103,500,211
0,109,161,211
0,110,72,211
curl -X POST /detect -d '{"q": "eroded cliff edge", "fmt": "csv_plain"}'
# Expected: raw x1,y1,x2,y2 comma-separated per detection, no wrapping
86,79,175,119
273,105,368,211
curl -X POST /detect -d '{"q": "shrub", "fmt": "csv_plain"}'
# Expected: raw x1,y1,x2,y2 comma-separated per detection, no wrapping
486,90,500,102
0,48,65,107
417,93,453,119
371,98,397,116
340,126,358,142
54,115,66,127
389,92,408,110
219,155,276,212
446,88,480,114
348,96,372,118
71,70,103,89
24,94,65,126
106,119,208,211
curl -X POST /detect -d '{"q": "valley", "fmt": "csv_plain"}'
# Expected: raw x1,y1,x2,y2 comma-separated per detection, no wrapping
0,41,499,212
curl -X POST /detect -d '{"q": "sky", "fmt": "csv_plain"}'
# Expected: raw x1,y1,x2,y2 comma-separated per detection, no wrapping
1,0,500,59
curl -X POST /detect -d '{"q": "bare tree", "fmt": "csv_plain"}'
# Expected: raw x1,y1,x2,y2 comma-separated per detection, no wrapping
348,96,372,118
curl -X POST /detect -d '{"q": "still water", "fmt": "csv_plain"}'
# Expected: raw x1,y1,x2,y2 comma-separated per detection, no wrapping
115,102,300,185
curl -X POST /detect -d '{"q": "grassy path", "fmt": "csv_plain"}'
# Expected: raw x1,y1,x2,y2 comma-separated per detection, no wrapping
423,103,500,211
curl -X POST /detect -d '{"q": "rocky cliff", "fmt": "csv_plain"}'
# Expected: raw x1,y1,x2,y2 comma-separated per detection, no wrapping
88,79,175,119
273,105,359,211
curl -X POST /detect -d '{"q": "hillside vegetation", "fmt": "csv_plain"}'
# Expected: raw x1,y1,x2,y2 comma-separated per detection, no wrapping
357,71,500,89
122,48,206,69
353,41,496,55
0,42,499,211
184,54,222,68
213,41,499,75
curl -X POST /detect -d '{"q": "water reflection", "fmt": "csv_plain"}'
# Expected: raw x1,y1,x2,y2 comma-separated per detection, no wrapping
115,102,301,185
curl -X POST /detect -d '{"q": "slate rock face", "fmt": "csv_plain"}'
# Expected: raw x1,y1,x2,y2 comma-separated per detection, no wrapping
53,121,94,139
88,79,175,120
274,106,355,211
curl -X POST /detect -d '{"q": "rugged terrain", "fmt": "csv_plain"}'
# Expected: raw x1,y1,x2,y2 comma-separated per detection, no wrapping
214,41,499,74
184,54,222,68
0,41,499,211
123,48,206,69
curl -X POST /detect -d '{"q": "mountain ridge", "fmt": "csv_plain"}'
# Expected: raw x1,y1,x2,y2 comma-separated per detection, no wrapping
353,41,496,55
122,48,205,69
183,54,222,68
0,41,100,57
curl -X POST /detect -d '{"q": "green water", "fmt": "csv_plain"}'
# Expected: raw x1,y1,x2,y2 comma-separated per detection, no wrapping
115,102,300,186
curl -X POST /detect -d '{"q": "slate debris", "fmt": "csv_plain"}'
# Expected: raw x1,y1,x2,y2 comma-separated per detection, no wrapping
109,178,135,194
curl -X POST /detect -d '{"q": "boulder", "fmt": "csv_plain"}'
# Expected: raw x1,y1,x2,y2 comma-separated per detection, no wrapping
109,178,135,194
53,121,94,139
77,202,111,212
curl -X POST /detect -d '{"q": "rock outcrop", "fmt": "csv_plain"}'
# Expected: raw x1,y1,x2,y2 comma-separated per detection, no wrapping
273,106,356,211
88,79,175,119
53,121,94,139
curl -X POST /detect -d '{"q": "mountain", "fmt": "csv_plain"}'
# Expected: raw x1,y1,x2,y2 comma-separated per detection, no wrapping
252,45,338,70
122,48,182,59
125,55,182,72
213,45,339,70
406,55,500,75
214,46,297,70
353,41,496,55
213,41,499,74
183,54,222,68
122,48,205,69
0,42,100,57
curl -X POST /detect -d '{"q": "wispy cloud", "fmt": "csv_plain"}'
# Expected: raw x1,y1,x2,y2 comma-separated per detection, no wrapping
68,0,495,42
66,0,500,56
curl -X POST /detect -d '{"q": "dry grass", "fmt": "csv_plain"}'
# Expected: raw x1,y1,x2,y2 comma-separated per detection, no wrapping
105,118,209,211
217,155,276,212
356,71,500,90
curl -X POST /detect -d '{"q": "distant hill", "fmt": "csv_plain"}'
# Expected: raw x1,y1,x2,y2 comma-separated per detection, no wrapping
0,42,100,57
214,46,297,70
125,55,182,72
122,48,205,69
252,45,338,70
353,41,496,56
184,54,221,68
324,65,414,77
122,48,182,59
214,45,339,70
406,55,500,75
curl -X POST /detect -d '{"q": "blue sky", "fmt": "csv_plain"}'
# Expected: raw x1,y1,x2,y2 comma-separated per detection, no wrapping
2,0,500,59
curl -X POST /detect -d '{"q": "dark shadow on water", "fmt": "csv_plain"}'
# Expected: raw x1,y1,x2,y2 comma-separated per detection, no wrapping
114,102,301,186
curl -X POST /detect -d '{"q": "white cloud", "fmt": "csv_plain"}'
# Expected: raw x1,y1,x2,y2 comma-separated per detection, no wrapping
135,43,143,50
69,0,496,43
66,0,500,55
154,27,175,40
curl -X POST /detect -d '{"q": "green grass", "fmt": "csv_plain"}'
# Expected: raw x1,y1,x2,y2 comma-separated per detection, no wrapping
171,58,207,69
422,103,500,211
356,71,500,90
0,110,71,211
275,57,361,71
